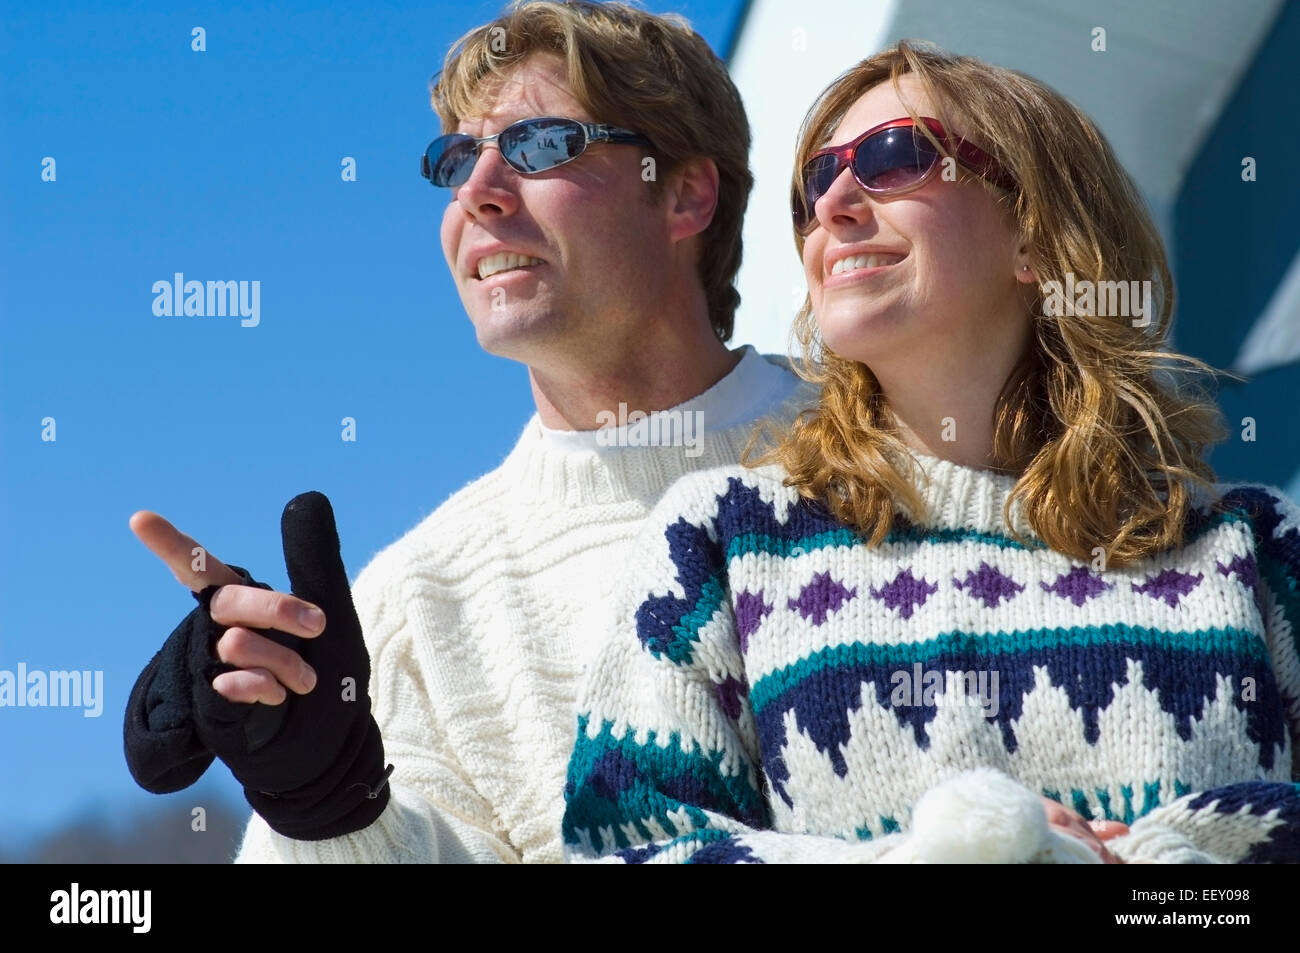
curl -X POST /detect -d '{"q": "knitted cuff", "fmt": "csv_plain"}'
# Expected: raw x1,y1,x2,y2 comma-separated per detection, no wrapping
1106,824,1220,864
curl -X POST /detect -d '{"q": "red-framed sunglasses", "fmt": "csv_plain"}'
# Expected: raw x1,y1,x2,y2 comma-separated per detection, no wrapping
792,116,1016,233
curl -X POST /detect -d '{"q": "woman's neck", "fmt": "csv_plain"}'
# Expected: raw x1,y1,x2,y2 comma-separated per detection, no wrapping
874,321,1033,473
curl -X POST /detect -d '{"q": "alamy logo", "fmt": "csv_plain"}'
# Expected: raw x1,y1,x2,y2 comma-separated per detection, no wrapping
0,663,103,717
152,272,260,327
1040,272,1151,327
595,403,704,457
50,883,151,933
889,663,1000,717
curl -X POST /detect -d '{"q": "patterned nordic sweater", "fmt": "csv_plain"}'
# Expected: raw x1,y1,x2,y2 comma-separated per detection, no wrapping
562,450,1300,863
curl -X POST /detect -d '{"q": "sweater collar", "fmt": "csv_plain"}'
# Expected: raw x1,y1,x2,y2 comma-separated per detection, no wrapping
894,446,1035,539
502,355,813,507
504,383,1034,530
534,345,791,452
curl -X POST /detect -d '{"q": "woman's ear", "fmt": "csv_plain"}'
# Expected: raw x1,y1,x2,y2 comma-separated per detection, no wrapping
1014,240,1037,284
666,157,720,243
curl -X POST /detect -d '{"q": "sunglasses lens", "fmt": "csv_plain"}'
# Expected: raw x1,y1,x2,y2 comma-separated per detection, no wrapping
499,118,585,174
854,126,939,192
427,136,478,187
795,153,842,230
792,186,812,232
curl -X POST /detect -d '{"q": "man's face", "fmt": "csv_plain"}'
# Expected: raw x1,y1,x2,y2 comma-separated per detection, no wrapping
439,54,668,365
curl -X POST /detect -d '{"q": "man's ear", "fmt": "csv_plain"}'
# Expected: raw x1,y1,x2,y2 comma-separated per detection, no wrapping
665,157,719,243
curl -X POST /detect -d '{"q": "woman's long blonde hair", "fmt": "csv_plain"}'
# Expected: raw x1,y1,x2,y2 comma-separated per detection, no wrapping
750,41,1234,568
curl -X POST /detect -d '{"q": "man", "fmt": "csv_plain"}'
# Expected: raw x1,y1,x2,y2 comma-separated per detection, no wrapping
124,0,810,863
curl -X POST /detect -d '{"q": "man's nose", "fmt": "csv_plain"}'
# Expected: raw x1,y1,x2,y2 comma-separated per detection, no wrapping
455,144,520,219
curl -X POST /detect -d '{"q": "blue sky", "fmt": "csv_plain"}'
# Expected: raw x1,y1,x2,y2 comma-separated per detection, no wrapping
0,0,744,851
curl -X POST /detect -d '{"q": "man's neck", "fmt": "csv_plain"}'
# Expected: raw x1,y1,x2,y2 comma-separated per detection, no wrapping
528,322,742,432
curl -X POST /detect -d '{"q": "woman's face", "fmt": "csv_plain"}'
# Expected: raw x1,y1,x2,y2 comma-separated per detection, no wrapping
801,75,1034,375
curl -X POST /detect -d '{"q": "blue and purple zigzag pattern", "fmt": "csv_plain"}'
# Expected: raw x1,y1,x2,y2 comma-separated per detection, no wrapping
630,477,1299,818
749,628,1285,808
1210,487,1300,653
613,829,763,864
1181,781,1300,863
634,481,1298,669
563,713,769,858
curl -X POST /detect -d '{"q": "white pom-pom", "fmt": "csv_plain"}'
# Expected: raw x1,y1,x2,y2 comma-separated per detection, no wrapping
876,769,1101,864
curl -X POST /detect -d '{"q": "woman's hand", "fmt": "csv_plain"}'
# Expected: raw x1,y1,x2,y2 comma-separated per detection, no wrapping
1040,795,1128,863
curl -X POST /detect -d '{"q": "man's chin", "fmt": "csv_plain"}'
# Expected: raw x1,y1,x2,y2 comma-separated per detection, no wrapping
470,310,560,361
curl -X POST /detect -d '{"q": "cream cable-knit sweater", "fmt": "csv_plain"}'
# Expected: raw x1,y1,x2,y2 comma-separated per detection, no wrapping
234,351,811,863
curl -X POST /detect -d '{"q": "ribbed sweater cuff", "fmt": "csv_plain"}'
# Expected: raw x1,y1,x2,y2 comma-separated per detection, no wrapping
240,787,417,864
1108,825,1220,864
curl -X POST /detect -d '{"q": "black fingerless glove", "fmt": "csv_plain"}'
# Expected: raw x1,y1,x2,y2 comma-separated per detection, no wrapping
123,492,393,841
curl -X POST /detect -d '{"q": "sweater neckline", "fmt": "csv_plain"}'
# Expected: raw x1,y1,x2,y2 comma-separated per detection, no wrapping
535,345,792,451
893,446,1034,538
501,363,813,507
504,377,1038,532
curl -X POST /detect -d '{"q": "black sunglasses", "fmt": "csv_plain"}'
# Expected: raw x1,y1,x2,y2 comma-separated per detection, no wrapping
422,116,652,187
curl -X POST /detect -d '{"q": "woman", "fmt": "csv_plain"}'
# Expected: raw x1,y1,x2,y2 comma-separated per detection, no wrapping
561,42,1300,863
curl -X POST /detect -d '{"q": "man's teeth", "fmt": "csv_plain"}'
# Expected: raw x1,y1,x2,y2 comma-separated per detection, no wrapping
830,253,904,275
477,253,544,279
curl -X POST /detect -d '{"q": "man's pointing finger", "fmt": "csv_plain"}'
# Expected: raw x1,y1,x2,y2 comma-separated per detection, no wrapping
129,510,243,592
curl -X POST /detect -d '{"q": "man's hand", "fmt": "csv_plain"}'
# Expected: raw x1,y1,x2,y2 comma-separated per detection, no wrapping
129,510,324,703
123,492,391,840
1040,795,1128,863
